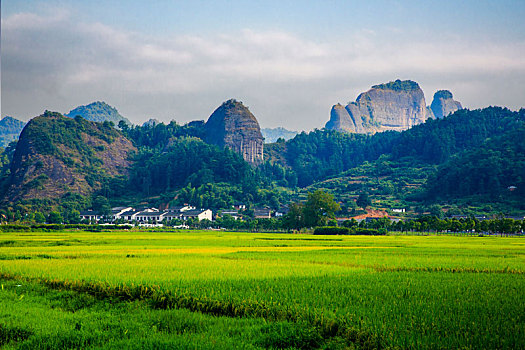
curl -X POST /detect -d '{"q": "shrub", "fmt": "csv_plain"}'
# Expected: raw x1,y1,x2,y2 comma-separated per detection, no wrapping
350,228,386,235
313,226,350,235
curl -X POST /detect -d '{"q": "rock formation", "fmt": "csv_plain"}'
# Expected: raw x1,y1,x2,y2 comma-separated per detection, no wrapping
326,80,430,133
430,90,462,119
204,99,264,165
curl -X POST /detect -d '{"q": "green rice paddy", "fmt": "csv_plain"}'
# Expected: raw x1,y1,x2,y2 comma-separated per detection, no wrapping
0,230,523,349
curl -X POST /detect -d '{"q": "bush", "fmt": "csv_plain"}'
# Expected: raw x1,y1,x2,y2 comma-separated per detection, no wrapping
350,228,386,235
313,226,350,235
0,225,31,232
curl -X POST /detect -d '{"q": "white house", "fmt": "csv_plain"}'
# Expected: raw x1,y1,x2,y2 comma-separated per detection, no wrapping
79,210,103,222
221,210,241,220
111,207,134,221
167,205,195,213
181,209,213,221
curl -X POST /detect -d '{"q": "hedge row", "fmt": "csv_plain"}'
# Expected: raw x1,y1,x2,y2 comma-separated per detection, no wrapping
0,224,132,232
313,227,387,235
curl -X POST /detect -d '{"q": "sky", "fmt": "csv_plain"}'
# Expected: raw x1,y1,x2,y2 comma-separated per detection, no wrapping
2,0,525,131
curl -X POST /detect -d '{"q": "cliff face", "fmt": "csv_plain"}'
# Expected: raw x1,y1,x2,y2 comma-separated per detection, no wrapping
326,80,430,134
4,112,135,203
430,90,462,119
204,99,264,165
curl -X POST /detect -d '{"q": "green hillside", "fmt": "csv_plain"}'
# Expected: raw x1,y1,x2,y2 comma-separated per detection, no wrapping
65,101,131,125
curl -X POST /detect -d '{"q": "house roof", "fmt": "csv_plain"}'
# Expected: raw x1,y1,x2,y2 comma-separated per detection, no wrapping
120,210,139,216
182,209,208,217
254,208,271,215
136,211,164,217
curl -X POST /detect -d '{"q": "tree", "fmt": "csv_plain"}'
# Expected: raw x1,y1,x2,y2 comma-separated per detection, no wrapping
47,211,63,224
92,195,111,216
302,190,340,228
429,204,444,219
356,193,371,210
118,120,129,132
282,203,304,231
34,212,46,223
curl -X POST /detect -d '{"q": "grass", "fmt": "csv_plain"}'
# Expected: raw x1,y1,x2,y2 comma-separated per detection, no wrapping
0,230,523,349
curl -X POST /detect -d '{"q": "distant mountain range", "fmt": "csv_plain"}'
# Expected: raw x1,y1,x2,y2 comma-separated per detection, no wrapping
261,127,298,143
0,116,26,148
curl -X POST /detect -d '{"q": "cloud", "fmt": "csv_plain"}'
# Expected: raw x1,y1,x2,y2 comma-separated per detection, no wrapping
2,9,525,130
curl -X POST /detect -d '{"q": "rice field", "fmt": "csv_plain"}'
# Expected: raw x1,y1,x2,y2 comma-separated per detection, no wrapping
0,230,523,349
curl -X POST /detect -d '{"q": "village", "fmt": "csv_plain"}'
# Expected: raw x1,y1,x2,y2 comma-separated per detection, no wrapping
78,204,282,227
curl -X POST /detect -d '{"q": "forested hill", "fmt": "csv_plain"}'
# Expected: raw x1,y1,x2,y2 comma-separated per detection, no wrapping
424,124,525,201
270,107,525,187
1,112,135,205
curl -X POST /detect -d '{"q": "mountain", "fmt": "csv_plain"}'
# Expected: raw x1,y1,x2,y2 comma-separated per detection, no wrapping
430,90,463,119
0,116,26,147
326,80,435,134
65,101,131,125
261,127,298,143
204,99,264,165
2,111,135,204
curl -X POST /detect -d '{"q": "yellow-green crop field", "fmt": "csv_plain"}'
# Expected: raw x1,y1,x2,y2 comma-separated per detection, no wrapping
0,230,524,349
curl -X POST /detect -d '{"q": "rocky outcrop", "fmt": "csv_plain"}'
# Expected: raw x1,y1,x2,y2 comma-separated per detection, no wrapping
204,99,264,165
326,80,430,133
430,90,462,119
3,111,135,203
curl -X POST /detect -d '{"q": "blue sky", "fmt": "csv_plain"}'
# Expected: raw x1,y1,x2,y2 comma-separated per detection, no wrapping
2,0,525,129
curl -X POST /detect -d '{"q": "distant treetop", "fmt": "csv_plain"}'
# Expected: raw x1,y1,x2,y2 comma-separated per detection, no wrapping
433,90,454,99
372,79,420,91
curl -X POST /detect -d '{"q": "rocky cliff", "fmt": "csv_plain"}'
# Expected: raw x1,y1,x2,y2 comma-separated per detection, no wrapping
326,80,430,133
3,111,135,203
430,90,462,119
204,99,264,165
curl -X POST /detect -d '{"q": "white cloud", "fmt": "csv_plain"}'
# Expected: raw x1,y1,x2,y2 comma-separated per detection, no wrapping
2,9,525,130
